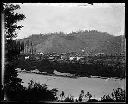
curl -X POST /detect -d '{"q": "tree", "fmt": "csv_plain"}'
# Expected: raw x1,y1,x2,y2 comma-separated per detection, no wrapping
2,3,25,101
3,3,25,39
78,90,84,102
20,41,25,54
24,80,58,101
85,92,92,101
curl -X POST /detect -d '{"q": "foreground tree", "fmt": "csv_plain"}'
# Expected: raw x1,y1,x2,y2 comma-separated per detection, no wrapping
2,3,58,101
2,3,25,101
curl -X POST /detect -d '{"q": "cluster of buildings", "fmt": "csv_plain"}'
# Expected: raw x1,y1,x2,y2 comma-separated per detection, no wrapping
20,51,125,65
22,52,86,63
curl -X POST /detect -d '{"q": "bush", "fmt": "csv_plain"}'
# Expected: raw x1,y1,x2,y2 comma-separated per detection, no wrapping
101,88,126,102
24,80,58,101
4,80,58,101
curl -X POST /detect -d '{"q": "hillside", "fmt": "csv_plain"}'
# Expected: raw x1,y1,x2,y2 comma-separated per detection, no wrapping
19,30,125,55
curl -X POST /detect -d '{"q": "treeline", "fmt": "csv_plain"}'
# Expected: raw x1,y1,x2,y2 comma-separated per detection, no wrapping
21,40,37,54
56,61,125,78
15,39,37,54
5,40,24,60
19,29,120,55
17,58,125,78
39,29,112,36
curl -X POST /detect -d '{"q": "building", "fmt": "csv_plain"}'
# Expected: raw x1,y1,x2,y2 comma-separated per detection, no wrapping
25,56,30,60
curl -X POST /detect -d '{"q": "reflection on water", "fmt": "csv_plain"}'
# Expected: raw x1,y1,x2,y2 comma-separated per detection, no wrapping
18,72,126,100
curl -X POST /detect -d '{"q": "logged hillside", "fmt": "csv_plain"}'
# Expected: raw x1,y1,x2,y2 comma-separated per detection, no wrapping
19,30,125,55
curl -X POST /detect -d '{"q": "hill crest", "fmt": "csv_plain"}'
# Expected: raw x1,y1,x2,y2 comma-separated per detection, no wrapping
19,30,125,55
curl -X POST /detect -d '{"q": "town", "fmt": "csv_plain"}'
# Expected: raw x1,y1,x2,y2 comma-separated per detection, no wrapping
16,51,125,79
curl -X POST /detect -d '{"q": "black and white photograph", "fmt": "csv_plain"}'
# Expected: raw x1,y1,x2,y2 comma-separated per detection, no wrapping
1,3,126,103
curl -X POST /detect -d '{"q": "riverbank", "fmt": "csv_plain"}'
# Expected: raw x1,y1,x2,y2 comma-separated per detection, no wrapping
18,71,125,80
18,72,126,100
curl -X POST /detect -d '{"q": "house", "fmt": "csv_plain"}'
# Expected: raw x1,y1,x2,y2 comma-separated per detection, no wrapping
25,56,29,60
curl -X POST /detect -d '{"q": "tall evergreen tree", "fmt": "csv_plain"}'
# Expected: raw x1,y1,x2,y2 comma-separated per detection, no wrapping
2,3,25,101
20,41,24,54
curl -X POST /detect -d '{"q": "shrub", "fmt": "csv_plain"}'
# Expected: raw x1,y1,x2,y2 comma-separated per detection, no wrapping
4,80,58,101
24,80,58,101
101,88,126,102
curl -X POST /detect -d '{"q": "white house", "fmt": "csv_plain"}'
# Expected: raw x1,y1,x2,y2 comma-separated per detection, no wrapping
25,56,29,60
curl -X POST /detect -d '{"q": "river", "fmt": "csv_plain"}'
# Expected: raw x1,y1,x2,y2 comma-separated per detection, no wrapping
18,72,126,100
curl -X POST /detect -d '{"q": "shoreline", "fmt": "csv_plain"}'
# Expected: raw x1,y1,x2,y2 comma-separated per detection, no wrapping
18,71,125,80
18,71,126,101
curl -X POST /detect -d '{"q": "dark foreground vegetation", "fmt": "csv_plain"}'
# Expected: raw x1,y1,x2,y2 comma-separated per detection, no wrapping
3,80,58,101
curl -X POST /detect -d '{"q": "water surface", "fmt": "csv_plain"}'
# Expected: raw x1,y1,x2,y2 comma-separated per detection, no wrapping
18,72,126,100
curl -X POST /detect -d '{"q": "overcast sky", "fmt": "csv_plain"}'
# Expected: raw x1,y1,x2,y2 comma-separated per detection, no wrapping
14,3,125,39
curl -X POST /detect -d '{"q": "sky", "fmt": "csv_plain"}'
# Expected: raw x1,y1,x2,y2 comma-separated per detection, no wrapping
14,3,125,39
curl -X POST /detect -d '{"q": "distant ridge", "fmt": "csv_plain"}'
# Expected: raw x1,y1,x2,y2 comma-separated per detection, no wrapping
19,30,125,56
